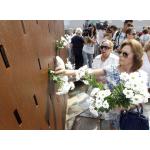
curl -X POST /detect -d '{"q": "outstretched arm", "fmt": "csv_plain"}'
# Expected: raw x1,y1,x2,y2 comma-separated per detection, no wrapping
55,67,106,77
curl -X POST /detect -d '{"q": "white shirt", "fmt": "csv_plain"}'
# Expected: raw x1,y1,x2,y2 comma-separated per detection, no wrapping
115,31,126,48
112,30,118,41
96,29,104,44
141,52,150,87
92,54,119,121
92,53,119,69
140,34,150,45
83,44,94,54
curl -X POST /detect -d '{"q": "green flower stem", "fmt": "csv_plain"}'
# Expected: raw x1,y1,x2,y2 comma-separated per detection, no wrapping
48,68,63,88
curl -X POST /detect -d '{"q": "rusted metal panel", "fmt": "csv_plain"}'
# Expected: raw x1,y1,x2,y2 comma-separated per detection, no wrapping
0,20,67,129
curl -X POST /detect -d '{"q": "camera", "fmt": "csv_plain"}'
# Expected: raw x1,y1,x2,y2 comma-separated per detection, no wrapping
82,27,92,37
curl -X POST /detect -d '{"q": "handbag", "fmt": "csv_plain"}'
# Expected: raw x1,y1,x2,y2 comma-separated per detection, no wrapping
119,105,149,130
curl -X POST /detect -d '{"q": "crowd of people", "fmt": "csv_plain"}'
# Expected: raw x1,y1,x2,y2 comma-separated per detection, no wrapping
65,20,150,90
59,20,150,130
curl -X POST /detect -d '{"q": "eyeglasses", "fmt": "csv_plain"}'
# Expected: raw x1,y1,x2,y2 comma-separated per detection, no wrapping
118,51,129,58
100,45,110,50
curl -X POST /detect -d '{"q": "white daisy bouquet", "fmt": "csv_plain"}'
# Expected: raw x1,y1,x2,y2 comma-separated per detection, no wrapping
55,36,68,51
73,67,112,115
80,70,150,116
116,72,150,106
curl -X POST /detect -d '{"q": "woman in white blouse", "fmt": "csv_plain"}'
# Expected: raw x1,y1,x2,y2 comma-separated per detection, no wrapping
92,39,119,69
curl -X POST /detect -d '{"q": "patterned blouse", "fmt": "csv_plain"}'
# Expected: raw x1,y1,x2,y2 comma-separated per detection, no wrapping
102,65,148,129
104,65,121,91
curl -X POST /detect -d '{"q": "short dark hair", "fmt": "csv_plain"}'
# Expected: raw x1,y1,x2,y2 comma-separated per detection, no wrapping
143,28,149,34
124,20,133,24
110,25,118,31
126,27,136,35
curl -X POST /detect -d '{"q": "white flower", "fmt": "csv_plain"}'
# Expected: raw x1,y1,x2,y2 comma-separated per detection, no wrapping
79,70,86,78
120,72,129,81
65,59,73,69
142,91,150,103
69,82,75,90
96,90,108,99
75,65,90,81
90,88,100,97
104,89,111,97
102,101,109,109
82,80,89,85
88,97,95,105
123,88,134,99
95,100,103,109
56,84,69,95
129,72,140,81
61,36,68,46
89,105,99,117
131,94,143,105
56,80,74,95
75,70,80,81
130,81,141,92
124,81,132,89
78,65,88,78
60,76,68,82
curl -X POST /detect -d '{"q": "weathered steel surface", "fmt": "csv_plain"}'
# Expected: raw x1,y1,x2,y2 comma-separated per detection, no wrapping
0,20,67,129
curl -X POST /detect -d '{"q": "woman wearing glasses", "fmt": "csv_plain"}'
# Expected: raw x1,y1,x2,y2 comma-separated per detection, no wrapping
92,39,119,70
55,39,148,129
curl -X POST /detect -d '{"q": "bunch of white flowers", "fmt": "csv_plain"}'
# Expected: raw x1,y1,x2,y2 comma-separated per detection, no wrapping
60,36,68,46
75,65,92,81
56,76,75,95
83,71,150,117
120,72,150,105
56,36,68,51
65,58,74,70
49,56,75,95
89,88,111,116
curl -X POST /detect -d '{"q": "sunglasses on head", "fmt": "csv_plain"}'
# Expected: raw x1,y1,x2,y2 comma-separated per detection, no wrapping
118,51,129,58
100,45,110,50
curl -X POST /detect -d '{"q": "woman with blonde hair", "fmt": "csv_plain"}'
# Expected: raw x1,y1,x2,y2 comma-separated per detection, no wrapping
55,39,149,129
92,39,119,69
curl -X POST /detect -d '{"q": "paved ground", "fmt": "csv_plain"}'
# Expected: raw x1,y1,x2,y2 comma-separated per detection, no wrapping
65,83,150,130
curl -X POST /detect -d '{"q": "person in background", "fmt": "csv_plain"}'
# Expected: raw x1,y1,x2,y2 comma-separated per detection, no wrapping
140,28,150,46
82,24,96,68
125,27,136,40
96,22,105,45
71,28,84,69
95,23,105,56
113,20,133,53
110,25,118,41
103,26,113,41
65,29,74,64
141,40,150,93
55,39,148,130
92,39,119,69
148,26,150,34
